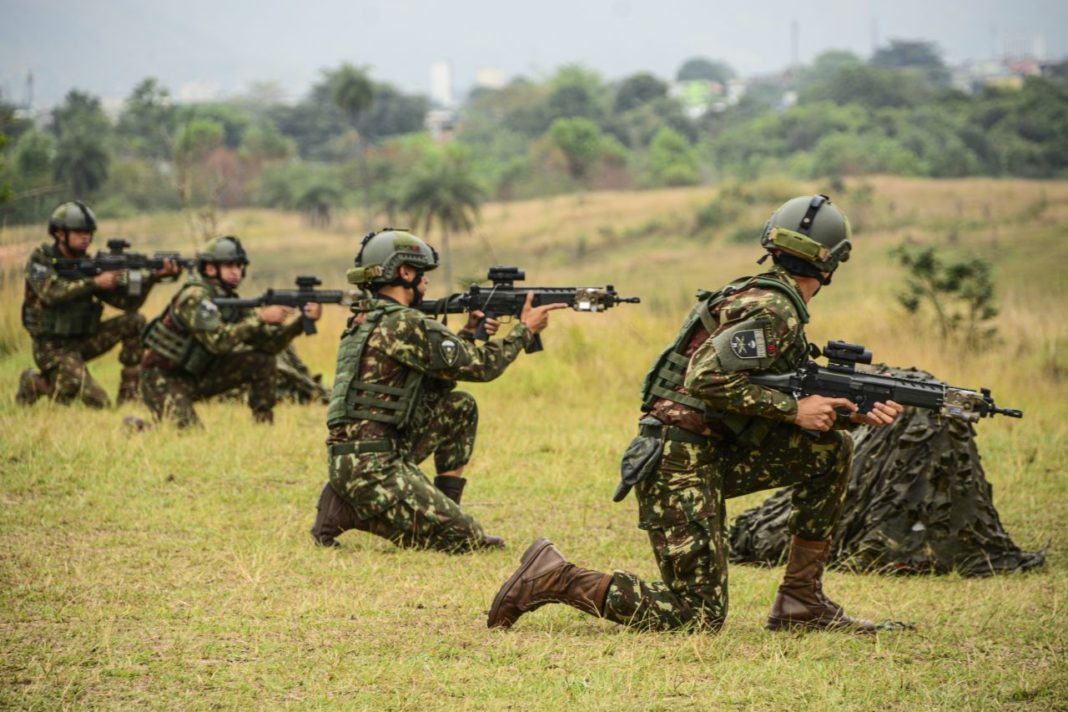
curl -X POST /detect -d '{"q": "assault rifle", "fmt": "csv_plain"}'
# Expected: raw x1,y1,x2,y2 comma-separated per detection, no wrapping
213,276,345,335
748,340,1023,423
418,266,641,353
54,239,194,296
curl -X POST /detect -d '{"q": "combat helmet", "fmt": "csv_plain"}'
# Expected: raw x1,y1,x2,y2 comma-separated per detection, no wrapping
48,201,98,237
760,195,851,282
347,228,439,289
196,235,250,275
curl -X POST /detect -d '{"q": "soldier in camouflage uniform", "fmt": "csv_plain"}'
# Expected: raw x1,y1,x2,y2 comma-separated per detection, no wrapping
139,235,322,428
310,229,565,552
16,201,180,408
489,195,904,633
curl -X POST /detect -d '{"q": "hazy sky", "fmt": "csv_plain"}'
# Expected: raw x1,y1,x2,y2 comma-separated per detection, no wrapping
3,0,1067,108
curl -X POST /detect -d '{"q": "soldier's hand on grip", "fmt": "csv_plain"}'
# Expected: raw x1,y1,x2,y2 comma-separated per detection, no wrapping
465,310,500,337
794,395,857,431
520,291,567,334
849,400,903,428
92,270,121,291
258,305,292,324
302,302,323,321
154,258,182,279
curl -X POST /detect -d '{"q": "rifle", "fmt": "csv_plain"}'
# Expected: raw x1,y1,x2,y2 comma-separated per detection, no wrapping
212,275,345,335
748,340,1023,423
417,266,641,353
54,239,194,295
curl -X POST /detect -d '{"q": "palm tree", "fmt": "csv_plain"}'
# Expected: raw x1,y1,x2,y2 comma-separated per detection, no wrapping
329,64,375,228
401,147,485,293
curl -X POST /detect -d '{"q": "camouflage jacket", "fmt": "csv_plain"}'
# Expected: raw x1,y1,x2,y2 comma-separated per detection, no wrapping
681,265,809,424
22,242,159,337
142,277,301,370
328,296,535,443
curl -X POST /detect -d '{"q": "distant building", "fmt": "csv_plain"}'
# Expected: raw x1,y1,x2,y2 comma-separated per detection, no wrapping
430,61,453,108
475,67,506,91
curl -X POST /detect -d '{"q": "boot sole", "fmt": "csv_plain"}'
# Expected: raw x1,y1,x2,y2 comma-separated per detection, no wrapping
487,537,553,629
766,616,877,635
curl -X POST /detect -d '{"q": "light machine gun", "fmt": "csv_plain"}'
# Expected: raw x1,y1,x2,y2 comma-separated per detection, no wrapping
417,266,641,353
212,276,345,335
748,340,1023,423
54,239,194,296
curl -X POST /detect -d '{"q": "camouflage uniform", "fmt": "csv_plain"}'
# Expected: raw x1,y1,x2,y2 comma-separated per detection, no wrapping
139,276,302,427
20,243,161,407
602,266,854,631
318,296,534,552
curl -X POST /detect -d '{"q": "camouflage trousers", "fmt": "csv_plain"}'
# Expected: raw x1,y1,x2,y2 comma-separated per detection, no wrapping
603,423,853,631
140,351,278,428
326,391,488,552
30,312,145,408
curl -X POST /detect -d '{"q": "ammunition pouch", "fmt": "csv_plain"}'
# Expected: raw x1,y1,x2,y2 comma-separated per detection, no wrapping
142,314,215,376
22,299,102,338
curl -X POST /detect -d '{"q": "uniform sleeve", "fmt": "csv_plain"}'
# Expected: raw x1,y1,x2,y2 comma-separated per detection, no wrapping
684,295,801,423
24,251,95,305
248,317,305,355
173,286,285,355
386,313,535,383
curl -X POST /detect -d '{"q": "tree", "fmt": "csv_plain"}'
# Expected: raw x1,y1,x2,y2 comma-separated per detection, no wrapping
548,117,603,181
644,127,699,186
329,63,376,228
50,90,112,198
893,244,998,349
796,50,863,89
676,57,735,84
117,78,176,159
546,64,608,122
614,73,668,113
871,39,951,88
401,146,485,292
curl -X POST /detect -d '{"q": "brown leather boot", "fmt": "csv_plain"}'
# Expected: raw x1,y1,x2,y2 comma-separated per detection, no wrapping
15,369,51,406
116,366,141,405
767,536,876,634
310,483,359,547
487,538,612,629
434,475,466,505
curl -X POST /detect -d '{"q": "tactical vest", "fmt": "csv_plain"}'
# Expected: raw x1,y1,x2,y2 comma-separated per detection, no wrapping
142,278,241,376
21,246,103,338
640,272,810,445
327,303,424,430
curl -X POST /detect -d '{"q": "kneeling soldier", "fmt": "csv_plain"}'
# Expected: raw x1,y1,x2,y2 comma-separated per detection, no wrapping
310,229,564,552
139,235,321,427
18,201,179,408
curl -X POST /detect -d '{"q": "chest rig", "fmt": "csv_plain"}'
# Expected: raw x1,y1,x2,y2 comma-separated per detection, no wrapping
21,245,103,338
142,278,241,376
327,302,424,430
640,271,810,444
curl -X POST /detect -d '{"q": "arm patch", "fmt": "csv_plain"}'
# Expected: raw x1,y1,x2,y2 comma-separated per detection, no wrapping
710,317,778,372
425,319,469,370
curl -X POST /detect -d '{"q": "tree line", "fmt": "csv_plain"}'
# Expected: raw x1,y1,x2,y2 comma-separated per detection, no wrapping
2,40,1067,230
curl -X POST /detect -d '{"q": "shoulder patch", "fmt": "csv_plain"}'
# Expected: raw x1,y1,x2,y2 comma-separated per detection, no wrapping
28,261,51,286
192,300,222,331
710,317,778,372
425,320,469,370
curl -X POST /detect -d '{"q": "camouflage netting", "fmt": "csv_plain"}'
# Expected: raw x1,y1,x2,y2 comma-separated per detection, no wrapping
729,368,1047,577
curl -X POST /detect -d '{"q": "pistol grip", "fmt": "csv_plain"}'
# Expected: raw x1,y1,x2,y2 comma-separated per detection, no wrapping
302,314,317,335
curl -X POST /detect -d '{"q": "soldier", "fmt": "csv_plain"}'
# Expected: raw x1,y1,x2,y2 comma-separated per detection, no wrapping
310,229,565,552
488,195,904,633
139,235,322,427
17,201,180,408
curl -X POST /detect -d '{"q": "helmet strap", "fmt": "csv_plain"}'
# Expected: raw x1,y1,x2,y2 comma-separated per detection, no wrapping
772,253,833,285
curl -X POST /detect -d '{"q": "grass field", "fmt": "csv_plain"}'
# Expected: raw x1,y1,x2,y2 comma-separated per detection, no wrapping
1,176,1065,709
